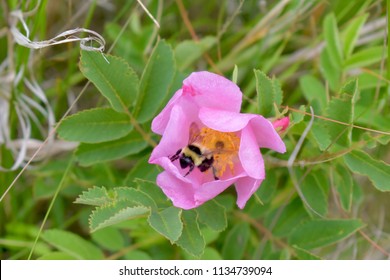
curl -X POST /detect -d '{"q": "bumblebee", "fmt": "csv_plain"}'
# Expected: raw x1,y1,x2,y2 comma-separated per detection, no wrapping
169,123,240,180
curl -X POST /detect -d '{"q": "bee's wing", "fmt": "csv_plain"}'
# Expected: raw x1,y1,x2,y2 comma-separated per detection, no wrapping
188,122,202,144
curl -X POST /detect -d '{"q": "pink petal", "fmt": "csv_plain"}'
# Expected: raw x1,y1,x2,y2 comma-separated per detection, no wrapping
149,105,191,162
151,89,183,135
199,108,286,153
156,171,198,210
199,108,254,132
250,116,286,153
194,171,247,206
182,71,242,113
235,177,263,209
239,126,265,179
272,116,290,132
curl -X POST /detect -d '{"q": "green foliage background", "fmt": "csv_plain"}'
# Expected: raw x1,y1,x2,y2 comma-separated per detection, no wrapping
0,0,389,260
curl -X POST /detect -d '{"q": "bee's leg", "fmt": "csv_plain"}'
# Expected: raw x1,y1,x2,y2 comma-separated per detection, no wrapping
184,164,194,177
169,149,182,162
212,167,219,180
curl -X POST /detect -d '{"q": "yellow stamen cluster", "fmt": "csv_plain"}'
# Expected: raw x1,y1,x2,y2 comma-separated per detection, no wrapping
199,127,240,178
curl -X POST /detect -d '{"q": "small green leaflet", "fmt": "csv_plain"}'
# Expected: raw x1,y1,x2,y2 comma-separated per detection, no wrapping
133,39,176,123
80,50,139,113
288,219,365,250
196,199,227,232
57,108,132,143
176,210,205,257
254,70,283,117
344,150,390,192
148,207,183,242
221,222,250,260
41,229,104,259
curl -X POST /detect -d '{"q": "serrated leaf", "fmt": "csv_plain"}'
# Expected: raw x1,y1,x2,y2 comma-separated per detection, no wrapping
176,210,205,257
74,186,113,206
75,133,148,166
135,180,171,208
41,229,104,259
222,222,250,260
255,70,280,116
344,150,390,192
334,164,353,211
196,200,227,232
115,187,157,210
80,50,139,113
57,108,132,143
272,77,283,107
342,14,368,58
323,13,343,68
90,201,149,232
133,40,176,123
148,207,183,242
289,219,365,249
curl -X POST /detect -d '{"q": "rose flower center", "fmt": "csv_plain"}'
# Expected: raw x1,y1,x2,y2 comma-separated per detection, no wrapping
197,127,240,178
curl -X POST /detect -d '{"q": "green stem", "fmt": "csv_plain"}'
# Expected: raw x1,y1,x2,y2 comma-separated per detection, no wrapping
27,155,74,260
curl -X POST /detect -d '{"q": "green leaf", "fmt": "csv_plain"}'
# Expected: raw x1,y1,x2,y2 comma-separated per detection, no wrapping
91,227,125,251
301,173,328,216
176,210,205,257
74,186,113,206
344,46,387,70
256,169,277,203
289,219,365,249
148,207,183,242
232,65,238,84
38,252,78,260
174,36,216,71
115,187,158,210
42,229,104,259
266,197,310,237
196,200,227,232
80,50,139,113
293,246,321,260
133,40,176,123
222,222,250,260
57,108,132,143
75,133,148,166
299,75,327,113
311,121,331,151
344,150,390,191
342,14,368,58
135,180,171,208
326,80,359,151
90,201,149,232
320,48,340,91
254,70,282,116
334,164,353,211
323,13,343,68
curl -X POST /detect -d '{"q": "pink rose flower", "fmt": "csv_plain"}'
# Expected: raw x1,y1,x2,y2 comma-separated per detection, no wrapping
149,71,286,210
